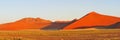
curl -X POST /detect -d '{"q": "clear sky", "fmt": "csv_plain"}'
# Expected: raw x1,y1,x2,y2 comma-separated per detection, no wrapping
0,0,120,23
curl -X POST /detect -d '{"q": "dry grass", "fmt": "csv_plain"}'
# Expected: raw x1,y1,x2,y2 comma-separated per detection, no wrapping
0,29,120,40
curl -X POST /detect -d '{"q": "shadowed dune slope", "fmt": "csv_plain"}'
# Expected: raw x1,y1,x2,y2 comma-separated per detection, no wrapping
95,22,120,29
64,11,120,30
42,19,77,30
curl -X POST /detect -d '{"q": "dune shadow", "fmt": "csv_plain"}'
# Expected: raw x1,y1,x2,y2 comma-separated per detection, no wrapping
42,19,77,30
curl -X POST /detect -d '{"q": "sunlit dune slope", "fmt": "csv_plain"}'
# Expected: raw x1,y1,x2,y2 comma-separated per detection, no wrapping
0,17,51,30
64,11,120,30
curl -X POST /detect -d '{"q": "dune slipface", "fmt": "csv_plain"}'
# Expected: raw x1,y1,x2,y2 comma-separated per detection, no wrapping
0,17,51,30
63,12,120,30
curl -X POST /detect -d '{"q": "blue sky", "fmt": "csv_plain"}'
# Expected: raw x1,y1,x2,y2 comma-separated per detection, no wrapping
0,0,120,23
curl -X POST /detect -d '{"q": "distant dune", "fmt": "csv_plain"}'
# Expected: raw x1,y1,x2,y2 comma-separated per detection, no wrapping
0,17,51,30
63,11,120,30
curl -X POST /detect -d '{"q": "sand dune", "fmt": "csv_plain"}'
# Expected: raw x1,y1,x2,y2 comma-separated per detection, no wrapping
0,17,51,30
0,11,119,30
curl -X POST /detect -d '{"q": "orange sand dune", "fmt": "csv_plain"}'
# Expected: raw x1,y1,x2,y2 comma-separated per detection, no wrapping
63,12,120,30
0,17,51,30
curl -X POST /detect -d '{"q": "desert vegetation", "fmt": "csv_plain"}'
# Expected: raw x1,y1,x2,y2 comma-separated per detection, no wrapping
0,29,120,40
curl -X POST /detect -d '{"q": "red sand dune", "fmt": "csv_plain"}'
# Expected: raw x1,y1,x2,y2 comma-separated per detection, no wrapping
0,17,51,30
63,11,120,30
